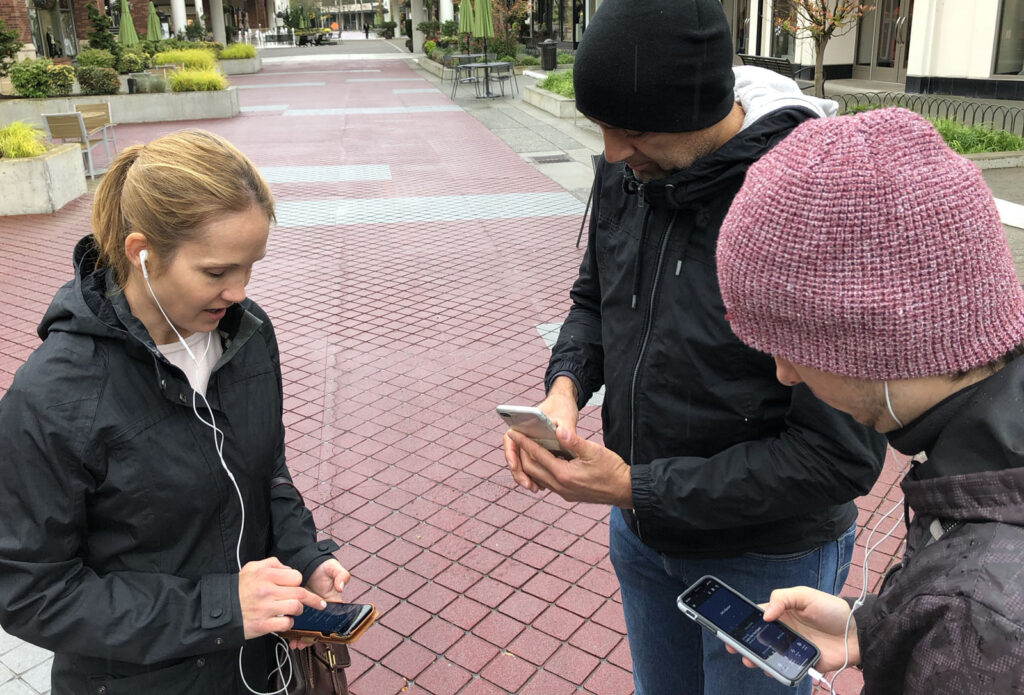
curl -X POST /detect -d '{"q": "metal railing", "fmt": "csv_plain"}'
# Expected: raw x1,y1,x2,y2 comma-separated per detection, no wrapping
833,92,1024,136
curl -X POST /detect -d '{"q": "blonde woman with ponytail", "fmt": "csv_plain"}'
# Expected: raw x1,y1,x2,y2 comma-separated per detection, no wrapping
0,130,352,695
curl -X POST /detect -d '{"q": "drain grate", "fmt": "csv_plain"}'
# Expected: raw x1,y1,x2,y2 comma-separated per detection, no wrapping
529,154,572,164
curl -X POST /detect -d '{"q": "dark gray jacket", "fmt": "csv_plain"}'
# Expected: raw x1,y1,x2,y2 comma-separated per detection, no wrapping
0,236,339,694
547,96,886,556
856,355,1024,694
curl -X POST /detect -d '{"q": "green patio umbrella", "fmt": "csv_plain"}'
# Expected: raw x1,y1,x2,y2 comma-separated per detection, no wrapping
471,0,493,56
118,0,140,46
457,0,473,54
146,1,161,41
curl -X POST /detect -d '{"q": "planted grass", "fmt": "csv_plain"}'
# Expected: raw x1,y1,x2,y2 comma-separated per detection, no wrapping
153,48,218,71
929,118,1024,155
169,69,227,92
219,43,256,60
537,70,574,98
0,121,47,159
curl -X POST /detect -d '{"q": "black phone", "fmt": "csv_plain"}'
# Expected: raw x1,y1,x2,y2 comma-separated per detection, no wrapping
290,602,374,639
677,575,820,687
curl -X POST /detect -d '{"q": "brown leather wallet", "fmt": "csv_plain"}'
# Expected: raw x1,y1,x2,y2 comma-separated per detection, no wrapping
279,604,379,645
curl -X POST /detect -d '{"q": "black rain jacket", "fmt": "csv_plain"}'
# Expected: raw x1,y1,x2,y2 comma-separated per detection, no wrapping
0,236,339,694
546,107,887,556
854,354,1024,694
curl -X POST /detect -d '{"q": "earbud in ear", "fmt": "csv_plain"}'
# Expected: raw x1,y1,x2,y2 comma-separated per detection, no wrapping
139,249,149,279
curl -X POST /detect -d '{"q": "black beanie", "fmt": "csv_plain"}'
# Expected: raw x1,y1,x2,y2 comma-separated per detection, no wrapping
573,0,736,133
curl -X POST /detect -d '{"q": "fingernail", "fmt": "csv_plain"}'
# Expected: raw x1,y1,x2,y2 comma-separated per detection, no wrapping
320,600,327,608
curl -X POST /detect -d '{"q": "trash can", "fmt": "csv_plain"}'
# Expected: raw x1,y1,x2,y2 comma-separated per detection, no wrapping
540,39,557,71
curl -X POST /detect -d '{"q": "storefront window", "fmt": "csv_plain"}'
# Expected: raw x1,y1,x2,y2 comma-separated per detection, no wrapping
770,0,794,61
995,0,1024,75
26,0,78,58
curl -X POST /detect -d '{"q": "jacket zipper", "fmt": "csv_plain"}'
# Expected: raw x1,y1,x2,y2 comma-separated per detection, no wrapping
627,210,679,541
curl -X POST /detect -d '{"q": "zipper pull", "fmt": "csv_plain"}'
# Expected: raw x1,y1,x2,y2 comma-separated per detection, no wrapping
636,183,645,208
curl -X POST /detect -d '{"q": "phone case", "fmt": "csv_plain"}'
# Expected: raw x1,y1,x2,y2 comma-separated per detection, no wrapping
279,605,379,645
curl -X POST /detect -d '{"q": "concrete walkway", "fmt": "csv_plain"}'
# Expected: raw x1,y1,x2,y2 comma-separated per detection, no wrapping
1,41,1023,695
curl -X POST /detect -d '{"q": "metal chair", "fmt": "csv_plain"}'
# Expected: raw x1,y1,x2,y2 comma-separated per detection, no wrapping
489,61,518,97
451,62,479,99
75,102,118,156
42,111,115,179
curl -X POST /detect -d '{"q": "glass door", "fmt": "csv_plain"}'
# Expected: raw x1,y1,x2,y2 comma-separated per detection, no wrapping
854,0,913,82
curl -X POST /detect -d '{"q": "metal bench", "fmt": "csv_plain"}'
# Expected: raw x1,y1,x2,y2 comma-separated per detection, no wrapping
738,54,815,92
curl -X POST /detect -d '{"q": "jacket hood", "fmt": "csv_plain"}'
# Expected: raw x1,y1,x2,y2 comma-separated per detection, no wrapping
622,66,837,207
38,235,129,344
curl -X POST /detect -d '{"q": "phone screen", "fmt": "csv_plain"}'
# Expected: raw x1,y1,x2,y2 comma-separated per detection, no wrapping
679,577,818,683
291,603,372,637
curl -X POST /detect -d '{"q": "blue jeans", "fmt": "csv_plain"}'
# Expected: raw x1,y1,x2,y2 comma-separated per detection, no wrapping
609,508,855,695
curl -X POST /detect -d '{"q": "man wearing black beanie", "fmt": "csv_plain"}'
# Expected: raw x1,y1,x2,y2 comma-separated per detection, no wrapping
502,1,887,694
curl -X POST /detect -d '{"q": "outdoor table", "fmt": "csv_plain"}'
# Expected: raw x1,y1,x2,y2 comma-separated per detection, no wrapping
463,62,511,98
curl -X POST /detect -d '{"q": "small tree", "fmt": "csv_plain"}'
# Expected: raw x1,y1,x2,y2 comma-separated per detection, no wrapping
0,17,22,80
84,2,121,57
775,1,873,97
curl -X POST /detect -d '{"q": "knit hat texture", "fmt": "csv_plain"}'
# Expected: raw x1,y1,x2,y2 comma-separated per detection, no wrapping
717,107,1024,380
572,0,735,133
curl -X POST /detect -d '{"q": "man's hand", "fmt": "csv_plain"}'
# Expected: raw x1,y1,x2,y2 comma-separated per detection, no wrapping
724,586,861,674
285,558,352,649
238,557,327,641
503,377,580,493
505,425,632,507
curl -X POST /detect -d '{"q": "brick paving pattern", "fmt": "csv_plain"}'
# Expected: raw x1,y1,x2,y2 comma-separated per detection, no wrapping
0,44,913,695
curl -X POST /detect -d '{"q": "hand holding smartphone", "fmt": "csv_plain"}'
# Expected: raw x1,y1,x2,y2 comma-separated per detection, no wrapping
496,405,574,460
278,602,378,645
677,575,820,687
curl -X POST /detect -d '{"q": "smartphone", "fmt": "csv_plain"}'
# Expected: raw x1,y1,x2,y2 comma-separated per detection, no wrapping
496,404,573,460
677,575,820,687
287,602,376,642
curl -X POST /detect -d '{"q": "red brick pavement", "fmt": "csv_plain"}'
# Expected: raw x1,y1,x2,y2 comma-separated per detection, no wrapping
0,55,906,694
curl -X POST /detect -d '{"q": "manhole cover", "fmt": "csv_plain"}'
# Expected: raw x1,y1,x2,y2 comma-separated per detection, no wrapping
529,154,572,164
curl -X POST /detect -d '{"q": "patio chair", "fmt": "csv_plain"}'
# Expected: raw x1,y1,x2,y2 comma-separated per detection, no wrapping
75,102,118,156
441,53,460,84
451,63,479,99
42,111,115,179
489,61,518,97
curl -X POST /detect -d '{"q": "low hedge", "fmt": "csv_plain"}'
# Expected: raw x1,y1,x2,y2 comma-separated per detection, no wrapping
9,58,74,97
537,69,573,98
169,68,226,91
76,48,117,69
219,43,255,60
153,48,217,71
76,65,121,95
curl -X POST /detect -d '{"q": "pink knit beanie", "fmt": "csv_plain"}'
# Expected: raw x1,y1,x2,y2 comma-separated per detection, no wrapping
717,107,1024,380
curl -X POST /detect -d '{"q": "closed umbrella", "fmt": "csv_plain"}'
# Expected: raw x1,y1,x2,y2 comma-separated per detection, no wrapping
146,1,161,40
471,0,493,56
118,0,140,46
457,0,473,54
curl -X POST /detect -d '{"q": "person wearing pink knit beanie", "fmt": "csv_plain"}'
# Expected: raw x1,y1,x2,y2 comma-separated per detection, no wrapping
717,107,1024,694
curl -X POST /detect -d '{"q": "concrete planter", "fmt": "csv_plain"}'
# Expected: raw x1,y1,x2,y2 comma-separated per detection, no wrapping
220,55,262,75
964,151,1024,170
0,87,240,127
0,143,86,215
523,84,579,119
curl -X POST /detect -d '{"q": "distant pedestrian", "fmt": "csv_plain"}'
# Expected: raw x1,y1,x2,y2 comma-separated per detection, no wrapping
364,23,370,39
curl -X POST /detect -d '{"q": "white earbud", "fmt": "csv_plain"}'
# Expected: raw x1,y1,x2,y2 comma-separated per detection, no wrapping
139,249,150,280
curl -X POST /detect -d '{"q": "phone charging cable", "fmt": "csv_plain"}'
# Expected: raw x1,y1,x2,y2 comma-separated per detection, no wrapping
806,493,907,695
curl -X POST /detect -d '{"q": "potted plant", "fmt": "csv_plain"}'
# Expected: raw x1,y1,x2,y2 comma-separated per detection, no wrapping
0,121,86,215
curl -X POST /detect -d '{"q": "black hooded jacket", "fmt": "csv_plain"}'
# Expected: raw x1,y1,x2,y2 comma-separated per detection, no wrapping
546,107,887,555
0,237,339,694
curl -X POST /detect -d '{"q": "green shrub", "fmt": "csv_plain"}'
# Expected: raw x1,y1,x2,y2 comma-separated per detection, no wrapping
76,65,121,95
0,17,21,80
441,19,458,37
76,47,116,68
197,40,224,56
169,67,226,91
116,51,146,74
133,72,167,93
9,58,55,97
49,63,74,95
556,52,574,64
153,48,217,70
517,54,540,66
219,43,255,59
423,39,436,55
0,121,47,159
430,48,447,63
537,69,573,98
929,118,1024,155
84,2,120,55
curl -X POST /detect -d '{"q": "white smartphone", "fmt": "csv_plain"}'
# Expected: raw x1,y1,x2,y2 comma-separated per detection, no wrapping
496,404,574,460
677,575,820,687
